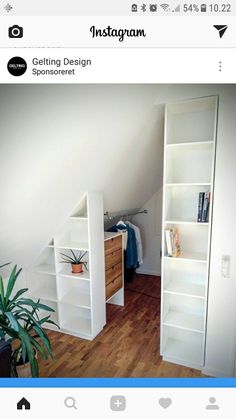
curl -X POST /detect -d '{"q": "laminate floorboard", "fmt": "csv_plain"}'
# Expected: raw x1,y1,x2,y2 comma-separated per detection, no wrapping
39,274,205,378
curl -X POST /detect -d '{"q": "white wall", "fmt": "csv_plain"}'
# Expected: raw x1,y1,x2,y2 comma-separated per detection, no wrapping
0,84,164,269
133,188,163,276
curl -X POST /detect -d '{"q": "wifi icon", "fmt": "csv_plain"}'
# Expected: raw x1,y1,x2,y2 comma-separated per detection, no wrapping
160,3,170,11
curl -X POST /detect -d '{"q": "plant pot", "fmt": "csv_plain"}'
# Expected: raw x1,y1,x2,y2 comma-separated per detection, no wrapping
71,263,83,274
14,348,37,378
16,361,32,378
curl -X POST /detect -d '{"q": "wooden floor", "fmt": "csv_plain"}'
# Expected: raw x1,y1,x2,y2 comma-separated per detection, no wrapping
39,274,205,378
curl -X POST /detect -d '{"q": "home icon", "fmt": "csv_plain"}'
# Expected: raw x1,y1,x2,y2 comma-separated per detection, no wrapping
17,397,31,410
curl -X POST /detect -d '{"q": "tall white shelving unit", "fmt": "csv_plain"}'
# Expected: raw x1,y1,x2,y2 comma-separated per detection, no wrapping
161,96,218,369
26,191,106,340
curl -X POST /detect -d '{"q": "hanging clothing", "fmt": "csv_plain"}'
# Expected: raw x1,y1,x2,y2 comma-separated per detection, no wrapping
125,221,143,265
117,228,128,251
107,223,138,269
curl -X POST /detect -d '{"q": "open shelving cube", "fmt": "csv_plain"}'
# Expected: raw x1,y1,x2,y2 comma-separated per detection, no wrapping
31,247,56,275
164,223,209,262
57,276,91,309
163,257,207,299
162,326,204,368
27,272,57,302
165,142,214,185
55,246,90,277
166,96,217,144
59,303,92,339
54,217,89,250
161,96,218,369
164,184,211,224
162,293,205,333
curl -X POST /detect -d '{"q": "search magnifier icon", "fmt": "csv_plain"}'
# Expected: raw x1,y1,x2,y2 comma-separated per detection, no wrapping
64,397,78,410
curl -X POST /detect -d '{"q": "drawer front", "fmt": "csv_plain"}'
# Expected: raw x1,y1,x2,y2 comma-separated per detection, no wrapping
106,275,122,301
105,235,122,256
105,248,122,270
105,262,122,285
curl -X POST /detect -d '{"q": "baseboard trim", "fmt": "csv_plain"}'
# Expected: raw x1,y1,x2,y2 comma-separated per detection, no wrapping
163,356,202,371
202,368,230,378
136,268,161,276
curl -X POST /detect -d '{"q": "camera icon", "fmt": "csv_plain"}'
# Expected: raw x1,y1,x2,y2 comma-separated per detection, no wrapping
8,25,23,38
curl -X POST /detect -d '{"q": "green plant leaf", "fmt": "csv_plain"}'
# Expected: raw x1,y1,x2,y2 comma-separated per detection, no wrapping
16,298,55,312
60,252,75,263
0,262,11,269
5,312,20,332
31,356,39,378
0,320,19,339
5,265,22,304
32,325,53,358
70,249,78,262
0,275,5,309
31,338,48,360
18,325,38,377
10,288,28,303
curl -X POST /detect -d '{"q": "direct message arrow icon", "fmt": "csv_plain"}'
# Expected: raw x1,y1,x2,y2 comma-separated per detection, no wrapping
214,25,228,38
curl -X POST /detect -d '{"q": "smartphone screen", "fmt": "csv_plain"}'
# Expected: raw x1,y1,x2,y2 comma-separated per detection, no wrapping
0,1,235,417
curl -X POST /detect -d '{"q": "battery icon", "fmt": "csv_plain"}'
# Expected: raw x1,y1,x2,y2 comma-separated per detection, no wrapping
201,4,207,12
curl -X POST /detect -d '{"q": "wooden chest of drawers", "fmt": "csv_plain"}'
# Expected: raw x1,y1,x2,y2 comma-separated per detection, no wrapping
104,234,123,301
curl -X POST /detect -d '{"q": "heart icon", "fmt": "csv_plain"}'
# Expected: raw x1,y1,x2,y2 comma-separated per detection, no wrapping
159,398,172,409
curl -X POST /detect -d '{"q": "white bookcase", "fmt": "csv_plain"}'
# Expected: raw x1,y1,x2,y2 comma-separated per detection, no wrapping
161,96,218,369
26,191,106,340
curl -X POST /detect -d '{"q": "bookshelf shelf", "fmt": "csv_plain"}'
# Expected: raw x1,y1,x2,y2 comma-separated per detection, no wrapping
29,287,57,302
164,253,207,262
166,183,211,187
61,317,91,337
162,330,203,366
60,289,91,309
163,310,204,333
164,280,206,299
165,220,209,226
58,270,90,281
166,140,214,148
161,96,218,370
32,264,56,275
56,242,89,251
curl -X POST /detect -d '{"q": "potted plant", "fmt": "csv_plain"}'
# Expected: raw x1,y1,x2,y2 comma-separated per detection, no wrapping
0,263,58,377
60,250,88,274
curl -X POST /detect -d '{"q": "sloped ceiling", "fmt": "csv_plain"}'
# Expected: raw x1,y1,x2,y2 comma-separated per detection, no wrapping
0,84,164,267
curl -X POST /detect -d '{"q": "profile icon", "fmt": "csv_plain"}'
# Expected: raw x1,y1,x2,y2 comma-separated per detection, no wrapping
206,397,219,410
7,57,27,76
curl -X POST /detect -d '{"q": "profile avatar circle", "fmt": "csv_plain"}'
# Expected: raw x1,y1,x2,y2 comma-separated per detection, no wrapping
7,57,27,77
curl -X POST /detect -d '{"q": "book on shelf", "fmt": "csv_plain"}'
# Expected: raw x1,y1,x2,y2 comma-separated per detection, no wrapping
198,191,210,222
165,227,181,257
172,227,181,257
165,229,173,256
